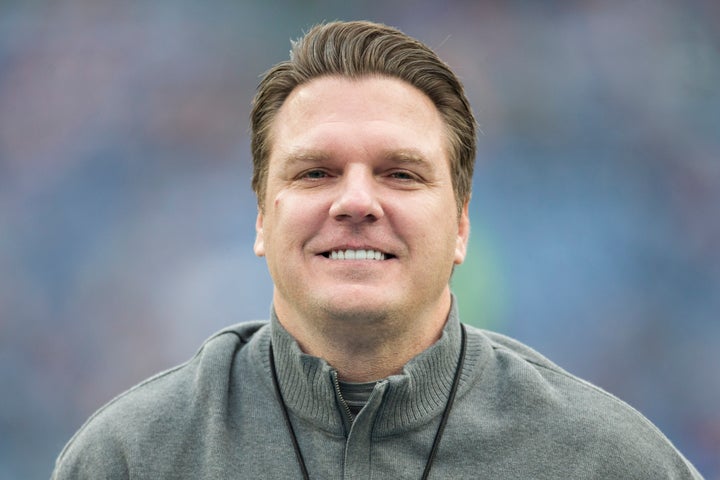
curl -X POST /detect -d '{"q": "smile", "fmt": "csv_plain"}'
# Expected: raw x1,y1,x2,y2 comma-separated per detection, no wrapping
322,249,390,260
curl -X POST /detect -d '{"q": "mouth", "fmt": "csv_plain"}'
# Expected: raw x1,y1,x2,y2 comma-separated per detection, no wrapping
320,249,395,261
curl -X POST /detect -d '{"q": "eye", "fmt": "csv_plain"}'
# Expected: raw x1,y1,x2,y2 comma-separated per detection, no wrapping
301,169,329,180
388,170,418,181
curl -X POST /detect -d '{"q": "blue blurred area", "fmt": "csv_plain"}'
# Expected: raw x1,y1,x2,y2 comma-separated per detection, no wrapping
1,1,718,478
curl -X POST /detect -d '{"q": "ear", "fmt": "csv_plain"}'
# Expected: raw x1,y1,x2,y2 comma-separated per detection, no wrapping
454,200,470,265
253,209,265,257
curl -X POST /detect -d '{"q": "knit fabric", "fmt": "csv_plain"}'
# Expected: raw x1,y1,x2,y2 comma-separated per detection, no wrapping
52,299,703,479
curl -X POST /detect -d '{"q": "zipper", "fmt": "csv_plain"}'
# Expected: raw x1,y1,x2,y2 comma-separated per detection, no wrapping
332,370,355,424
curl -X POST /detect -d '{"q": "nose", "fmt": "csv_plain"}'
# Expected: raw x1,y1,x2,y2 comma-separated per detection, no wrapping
328,167,384,222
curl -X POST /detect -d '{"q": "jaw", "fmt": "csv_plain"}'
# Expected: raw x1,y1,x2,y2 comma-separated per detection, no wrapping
275,257,451,325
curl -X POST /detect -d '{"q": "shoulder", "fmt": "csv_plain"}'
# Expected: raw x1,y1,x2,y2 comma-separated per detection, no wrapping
464,326,703,478
52,321,269,479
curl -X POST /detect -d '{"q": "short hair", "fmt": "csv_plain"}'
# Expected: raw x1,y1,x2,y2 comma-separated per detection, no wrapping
250,20,477,215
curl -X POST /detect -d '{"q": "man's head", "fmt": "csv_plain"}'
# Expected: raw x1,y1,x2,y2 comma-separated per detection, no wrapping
251,20,477,216
251,21,476,337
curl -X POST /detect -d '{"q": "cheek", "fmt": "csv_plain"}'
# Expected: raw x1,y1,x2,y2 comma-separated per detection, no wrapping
266,191,322,240
264,191,290,232
271,187,286,209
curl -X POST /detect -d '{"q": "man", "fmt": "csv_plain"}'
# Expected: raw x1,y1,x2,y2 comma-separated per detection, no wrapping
53,21,703,479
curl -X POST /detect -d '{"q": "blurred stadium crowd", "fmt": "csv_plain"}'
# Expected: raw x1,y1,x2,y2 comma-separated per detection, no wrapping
0,1,718,478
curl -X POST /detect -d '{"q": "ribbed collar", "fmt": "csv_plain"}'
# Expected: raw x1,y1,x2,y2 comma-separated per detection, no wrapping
255,296,485,437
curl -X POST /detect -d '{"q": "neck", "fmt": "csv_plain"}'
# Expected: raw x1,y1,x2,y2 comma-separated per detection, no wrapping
312,331,440,382
273,292,452,382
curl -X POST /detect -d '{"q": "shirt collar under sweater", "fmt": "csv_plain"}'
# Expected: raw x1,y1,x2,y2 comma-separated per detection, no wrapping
259,296,484,437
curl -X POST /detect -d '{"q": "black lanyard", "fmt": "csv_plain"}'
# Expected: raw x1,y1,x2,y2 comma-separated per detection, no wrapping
269,324,468,480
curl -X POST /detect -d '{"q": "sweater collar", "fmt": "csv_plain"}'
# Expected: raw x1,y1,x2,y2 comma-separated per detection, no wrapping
263,296,481,437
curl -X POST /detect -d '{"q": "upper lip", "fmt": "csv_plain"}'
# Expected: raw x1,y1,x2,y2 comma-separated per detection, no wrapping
325,245,386,252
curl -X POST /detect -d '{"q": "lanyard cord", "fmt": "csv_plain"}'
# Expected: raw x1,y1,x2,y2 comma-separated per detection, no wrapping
268,323,468,480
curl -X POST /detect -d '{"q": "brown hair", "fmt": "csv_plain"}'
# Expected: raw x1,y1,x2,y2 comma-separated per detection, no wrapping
250,20,477,215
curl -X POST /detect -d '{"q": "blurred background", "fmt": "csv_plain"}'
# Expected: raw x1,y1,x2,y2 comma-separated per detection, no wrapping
0,0,718,477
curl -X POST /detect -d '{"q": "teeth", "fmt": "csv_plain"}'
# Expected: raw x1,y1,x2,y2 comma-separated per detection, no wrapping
329,249,386,260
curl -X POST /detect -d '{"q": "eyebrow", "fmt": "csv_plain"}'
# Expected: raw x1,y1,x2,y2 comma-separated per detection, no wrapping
383,149,434,166
279,150,330,167
278,148,437,172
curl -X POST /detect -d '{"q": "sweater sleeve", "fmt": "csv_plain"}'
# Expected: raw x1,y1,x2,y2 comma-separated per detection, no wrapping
52,421,130,480
51,322,267,480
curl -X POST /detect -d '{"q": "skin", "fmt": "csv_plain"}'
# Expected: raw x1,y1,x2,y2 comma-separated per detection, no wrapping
254,75,470,381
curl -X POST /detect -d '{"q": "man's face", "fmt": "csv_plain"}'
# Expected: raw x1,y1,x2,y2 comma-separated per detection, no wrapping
254,75,469,327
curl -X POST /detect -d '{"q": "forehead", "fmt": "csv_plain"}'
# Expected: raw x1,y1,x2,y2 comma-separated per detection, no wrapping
279,75,439,123
267,75,450,166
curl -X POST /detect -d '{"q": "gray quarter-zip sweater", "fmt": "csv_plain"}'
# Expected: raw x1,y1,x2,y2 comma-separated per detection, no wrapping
52,300,703,479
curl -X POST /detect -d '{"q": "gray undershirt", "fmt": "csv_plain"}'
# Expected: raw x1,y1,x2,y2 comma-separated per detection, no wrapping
338,380,377,417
